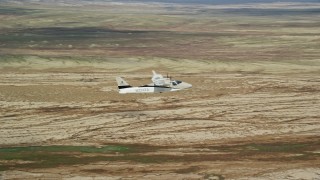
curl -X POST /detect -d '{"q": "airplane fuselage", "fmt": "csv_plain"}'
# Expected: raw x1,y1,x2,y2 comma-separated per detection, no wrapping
116,71,192,94
119,86,179,94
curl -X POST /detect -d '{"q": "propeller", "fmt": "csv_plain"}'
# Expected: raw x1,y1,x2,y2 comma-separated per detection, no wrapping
166,73,172,80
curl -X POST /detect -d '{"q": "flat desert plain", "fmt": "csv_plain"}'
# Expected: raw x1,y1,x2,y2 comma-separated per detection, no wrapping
0,1,320,179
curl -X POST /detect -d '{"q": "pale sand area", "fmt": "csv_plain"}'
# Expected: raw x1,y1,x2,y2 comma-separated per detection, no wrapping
3,168,320,180
0,58,319,179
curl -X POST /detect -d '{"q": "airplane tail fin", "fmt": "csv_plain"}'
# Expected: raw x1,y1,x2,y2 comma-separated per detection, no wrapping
116,77,131,89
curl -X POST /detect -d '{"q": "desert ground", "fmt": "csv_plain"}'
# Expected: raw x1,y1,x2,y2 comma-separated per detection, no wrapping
0,1,320,179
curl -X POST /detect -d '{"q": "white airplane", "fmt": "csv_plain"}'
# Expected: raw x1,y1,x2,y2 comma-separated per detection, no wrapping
116,71,192,94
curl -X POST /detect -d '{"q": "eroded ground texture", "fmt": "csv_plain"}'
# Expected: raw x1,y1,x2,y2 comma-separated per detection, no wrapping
1,70,319,179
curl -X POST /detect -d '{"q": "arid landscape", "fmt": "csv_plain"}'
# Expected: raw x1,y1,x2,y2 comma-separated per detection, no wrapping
0,0,320,179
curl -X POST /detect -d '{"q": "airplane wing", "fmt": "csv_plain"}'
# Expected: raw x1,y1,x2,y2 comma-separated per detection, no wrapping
151,71,171,87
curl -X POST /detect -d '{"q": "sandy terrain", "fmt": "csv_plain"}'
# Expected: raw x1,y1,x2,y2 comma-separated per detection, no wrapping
0,64,319,179
3,72,319,146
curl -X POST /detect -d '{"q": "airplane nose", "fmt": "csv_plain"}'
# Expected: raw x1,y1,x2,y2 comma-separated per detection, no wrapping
180,82,192,89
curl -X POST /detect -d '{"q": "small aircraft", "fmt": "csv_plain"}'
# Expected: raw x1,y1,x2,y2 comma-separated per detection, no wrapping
116,71,192,94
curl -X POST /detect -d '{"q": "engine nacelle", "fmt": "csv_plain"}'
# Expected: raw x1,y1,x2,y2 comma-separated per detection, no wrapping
154,78,171,87
152,71,171,87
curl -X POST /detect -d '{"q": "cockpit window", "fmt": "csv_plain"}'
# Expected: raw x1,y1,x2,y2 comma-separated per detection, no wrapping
172,80,182,86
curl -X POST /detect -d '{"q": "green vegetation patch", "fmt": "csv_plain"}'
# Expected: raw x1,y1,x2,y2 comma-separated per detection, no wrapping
0,6,42,16
0,145,131,171
220,8,320,17
0,26,212,50
0,145,176,171
0,145,130,154
0,142,319,172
